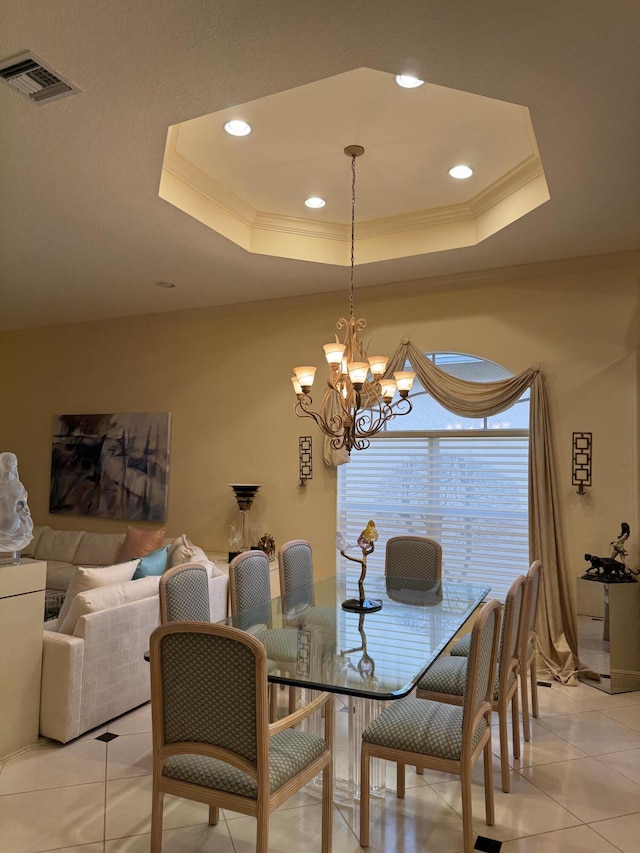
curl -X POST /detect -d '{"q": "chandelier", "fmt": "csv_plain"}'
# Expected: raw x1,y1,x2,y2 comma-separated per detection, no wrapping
291,145,415,453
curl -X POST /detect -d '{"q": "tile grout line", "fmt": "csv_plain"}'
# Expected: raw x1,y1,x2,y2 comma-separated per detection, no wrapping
103,735,109,852
587,813,640,853
510,763,587,828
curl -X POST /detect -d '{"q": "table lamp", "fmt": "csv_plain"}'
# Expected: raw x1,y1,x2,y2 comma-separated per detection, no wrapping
228,484,262,555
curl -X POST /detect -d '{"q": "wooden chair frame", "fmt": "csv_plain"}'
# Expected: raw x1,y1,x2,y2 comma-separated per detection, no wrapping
521,560,543,742
417,574,527,793
150,621,333,853
360,598,502,853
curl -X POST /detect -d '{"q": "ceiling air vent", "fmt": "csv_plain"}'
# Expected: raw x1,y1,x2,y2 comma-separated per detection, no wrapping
0,51,79,105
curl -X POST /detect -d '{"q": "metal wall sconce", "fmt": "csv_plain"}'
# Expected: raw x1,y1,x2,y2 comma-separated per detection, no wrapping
572,432,592,495
299,436,312,485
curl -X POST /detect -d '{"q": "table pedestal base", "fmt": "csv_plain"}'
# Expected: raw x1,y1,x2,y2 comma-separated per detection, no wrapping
302,691,387,805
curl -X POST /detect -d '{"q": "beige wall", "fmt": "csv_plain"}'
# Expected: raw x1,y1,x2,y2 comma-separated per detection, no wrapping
1,255,638,589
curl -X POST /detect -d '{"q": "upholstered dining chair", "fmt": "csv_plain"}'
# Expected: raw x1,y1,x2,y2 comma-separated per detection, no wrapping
229,550,300,718
149,621,334,853
416,573,527,793
278,539,336,628
159,562,210,624
359,598,502,853
384,535,442,583
520,560,543,742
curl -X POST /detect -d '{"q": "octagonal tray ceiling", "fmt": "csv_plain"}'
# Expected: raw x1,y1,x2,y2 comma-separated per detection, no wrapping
160,67,549,265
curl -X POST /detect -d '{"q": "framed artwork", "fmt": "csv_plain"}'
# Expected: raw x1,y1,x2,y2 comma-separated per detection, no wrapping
49,412,170,521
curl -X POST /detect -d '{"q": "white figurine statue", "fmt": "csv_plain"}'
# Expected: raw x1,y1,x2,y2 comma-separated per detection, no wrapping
0,452,34,559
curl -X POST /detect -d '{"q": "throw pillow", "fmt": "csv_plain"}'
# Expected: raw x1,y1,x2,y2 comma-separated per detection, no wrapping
188,544,215,577
166,534,197,568
132,544,170,579
118,525,166,562
56,560,140,633
62,576,161,637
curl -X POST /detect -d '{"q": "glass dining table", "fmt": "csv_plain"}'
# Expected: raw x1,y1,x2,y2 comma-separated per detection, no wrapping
223,572,490,802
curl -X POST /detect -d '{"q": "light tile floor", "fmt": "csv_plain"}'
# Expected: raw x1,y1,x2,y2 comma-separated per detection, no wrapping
1,681,640,853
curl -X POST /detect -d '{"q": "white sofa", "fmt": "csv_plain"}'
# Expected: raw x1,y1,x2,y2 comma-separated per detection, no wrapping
33,526,228,743
22,525,133,592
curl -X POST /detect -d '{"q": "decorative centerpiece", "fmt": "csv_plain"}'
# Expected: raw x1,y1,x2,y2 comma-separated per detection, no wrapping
336,520,382,612
339,612,378,687
256,532,276,559
0,452,34,565
583,522,639,583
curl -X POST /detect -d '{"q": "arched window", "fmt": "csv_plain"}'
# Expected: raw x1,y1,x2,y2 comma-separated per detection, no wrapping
336,353,530,600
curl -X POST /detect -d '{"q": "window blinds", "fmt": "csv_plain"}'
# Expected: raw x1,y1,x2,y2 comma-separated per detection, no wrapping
336,433,529,602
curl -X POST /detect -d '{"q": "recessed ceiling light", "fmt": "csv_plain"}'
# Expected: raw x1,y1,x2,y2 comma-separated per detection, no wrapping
395,74,424,89
155,280,176,289
224,119,252,137
305,197,326,209
448,164,474,179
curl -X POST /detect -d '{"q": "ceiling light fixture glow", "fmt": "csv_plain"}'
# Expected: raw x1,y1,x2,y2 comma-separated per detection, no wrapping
305,196,326,209
449,164,473,179
395,74,424,89
223,119,252,137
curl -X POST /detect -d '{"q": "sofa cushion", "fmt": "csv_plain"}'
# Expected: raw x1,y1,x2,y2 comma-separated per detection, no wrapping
35,529,84,563
190,545,216,577
167,534,197,567
21,525,51,558
44,561,77,593
118,526,167,562
132,545,170,579
74,532,126,567
68,576,161,638
57,560,140,634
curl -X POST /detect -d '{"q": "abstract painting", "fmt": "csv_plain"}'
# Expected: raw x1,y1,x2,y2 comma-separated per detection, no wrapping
49,413,170,521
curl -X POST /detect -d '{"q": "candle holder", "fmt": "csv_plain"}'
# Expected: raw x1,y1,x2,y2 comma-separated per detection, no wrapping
228,484,262,552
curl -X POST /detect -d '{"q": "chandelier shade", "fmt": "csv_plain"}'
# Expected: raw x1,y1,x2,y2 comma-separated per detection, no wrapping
291,145,415,453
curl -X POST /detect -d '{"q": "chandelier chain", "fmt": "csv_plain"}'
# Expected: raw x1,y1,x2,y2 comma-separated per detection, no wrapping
349,152,356,321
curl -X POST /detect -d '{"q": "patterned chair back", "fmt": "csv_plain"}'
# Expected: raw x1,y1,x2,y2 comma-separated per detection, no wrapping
159,563,210,623
496,574,527,697
150,622,267,770
229,550,272,631
463,598,502,734
385,536,442,583
278,539,314,613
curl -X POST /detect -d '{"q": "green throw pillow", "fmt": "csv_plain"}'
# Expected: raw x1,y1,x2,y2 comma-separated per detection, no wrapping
133,544,170,579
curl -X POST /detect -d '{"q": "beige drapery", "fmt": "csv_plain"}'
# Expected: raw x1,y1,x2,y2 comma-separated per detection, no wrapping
327,339,578,683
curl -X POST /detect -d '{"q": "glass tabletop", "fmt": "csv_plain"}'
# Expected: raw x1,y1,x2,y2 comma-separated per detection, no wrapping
223,575,490,700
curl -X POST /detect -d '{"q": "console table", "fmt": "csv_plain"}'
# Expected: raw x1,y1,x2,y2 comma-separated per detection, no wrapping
0,558,46,757
577,577,640,693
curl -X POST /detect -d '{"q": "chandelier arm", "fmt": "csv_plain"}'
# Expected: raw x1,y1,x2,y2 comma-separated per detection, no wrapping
352,406,392,440
330,434,349,451
389,396,413,416
294,398,343,436
352,395,413,440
